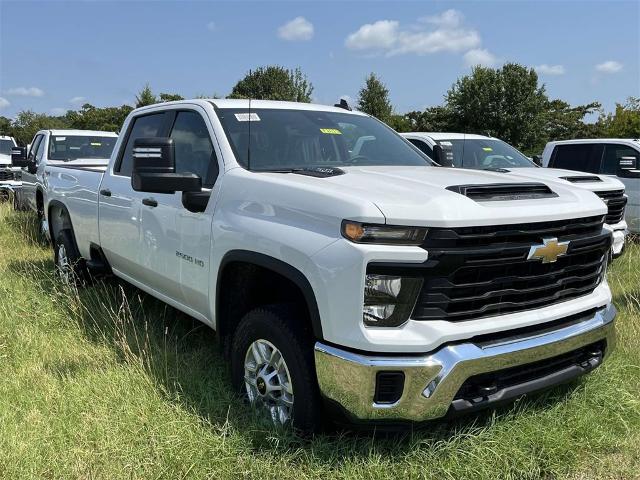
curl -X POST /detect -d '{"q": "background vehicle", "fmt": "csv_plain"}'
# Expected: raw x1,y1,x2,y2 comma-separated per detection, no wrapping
0,135,21,201
402,132,629,256
12,129,117,236
542,139,639,234
45,100,615,433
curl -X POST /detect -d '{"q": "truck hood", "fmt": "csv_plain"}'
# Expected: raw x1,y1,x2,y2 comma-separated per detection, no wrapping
499,167,626,193
260,165,607,227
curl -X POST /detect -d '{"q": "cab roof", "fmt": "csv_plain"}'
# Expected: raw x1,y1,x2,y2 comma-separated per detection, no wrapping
403,132,494,140
45,129,118,137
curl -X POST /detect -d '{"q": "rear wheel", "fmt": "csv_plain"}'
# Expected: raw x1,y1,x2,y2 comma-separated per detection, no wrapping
54,229,88,285
231,305,321,433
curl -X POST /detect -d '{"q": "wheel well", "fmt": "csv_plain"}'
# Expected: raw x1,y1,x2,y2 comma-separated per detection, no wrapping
216,253,323,356
47,202,73,243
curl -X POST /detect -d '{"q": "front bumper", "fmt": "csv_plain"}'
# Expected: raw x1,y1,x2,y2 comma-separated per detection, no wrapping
605,221,627,258
315,304,616,422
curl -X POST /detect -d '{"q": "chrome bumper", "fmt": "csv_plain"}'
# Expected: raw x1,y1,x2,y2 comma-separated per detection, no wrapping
315,304,616,422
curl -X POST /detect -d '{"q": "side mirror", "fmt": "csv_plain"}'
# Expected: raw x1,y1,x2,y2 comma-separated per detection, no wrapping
433,144,454,167
618,156,640,178
532,155,542,166
131,137,202,194
11,147,29,167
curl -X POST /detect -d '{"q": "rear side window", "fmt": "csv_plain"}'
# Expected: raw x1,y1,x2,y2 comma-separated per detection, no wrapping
550,144,603,173
602,144,639,175
407,138,434,158
169,111,218,187
117,113,167,176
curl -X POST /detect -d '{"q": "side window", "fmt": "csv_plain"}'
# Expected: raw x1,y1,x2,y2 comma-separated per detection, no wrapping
116,113,167,176
28,135,43,160
602,144,639,175
408,138,434,158
551,144,603,173
35,135,47,163
169,111,218,187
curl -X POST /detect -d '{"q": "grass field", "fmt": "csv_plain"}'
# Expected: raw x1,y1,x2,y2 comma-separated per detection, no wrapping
0,202,638,480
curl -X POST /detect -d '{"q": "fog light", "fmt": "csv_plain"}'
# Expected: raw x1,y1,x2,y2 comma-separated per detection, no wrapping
363,274,423,327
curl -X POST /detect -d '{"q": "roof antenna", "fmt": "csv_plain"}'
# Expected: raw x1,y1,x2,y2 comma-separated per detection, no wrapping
334,98,352,111
247,97,252,171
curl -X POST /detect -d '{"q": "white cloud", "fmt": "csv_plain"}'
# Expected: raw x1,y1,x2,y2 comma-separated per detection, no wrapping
0,97,9,110
50,107,67,116
420,9,463,28
69,96,86,106
206,21,216,32
535,64,566,75
595,60,623,73
345,11,480,56
463,48,498,67
5,86,44,97
278,17,314,41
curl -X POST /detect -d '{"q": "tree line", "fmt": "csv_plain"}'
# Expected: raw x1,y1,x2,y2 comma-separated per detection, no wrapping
1,64,638,155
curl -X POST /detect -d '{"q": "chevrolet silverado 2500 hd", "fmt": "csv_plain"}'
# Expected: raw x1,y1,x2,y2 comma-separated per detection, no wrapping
0,135,21,200
401,133,629,257
11,129,117,237
45,100,616,432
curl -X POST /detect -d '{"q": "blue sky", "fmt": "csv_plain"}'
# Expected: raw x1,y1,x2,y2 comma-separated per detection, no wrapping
1,0,638,119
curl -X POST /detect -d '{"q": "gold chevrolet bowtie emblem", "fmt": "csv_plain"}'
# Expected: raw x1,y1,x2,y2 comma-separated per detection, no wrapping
527,238,570,263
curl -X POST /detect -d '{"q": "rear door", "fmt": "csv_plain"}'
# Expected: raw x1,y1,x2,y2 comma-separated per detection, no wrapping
98,111,170,281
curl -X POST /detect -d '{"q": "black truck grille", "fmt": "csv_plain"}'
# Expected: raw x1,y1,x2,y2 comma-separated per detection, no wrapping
369,216,609,323
0,170,14,181
595,190,627,224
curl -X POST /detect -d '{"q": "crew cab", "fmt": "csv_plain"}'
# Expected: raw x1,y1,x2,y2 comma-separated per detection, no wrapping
401,133,629,257
0,135,21,200
11,129,117,237
542,139,639,235
45,100,616,432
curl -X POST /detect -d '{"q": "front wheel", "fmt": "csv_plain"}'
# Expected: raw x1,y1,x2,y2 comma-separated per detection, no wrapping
231,305,322,433
54,229,88,286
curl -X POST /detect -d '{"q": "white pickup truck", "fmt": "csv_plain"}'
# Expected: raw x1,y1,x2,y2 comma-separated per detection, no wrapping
45,100,616,432
401,133,629,257
0,135,21,200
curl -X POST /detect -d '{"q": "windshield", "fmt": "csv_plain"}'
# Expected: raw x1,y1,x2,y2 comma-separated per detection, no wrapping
48,135,116,161
437,139,535,169
0,139,14,155
217,108,433,171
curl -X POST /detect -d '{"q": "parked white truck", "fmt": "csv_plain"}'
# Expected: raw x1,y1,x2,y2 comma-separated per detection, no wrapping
541,139,639,235
11,129,118,236
401,133,629,257
44,100,615,432
0,135,21,201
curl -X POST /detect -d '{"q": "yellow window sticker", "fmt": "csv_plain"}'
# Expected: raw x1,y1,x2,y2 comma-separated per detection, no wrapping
320,128,342,135
482,147,493,152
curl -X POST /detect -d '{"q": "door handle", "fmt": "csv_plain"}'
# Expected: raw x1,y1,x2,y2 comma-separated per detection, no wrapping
99,189,111,197
142,197,158,207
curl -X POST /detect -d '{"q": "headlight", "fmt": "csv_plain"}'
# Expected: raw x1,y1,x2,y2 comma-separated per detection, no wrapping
363,274,423,327
342,220,427,245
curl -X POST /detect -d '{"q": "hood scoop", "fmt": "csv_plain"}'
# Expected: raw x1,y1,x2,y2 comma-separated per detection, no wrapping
447,182,558,202
561,175,602,183
293,166,346,178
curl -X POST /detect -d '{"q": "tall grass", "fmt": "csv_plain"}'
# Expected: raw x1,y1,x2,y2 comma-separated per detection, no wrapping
0,202,639,479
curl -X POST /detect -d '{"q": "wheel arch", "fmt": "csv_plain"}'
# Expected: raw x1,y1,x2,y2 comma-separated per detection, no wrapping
216,250,323,343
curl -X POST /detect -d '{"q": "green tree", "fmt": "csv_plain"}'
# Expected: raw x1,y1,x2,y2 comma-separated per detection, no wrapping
539,99,602,149
229,66,313,102
0,116,12,137
159,93,184,102
597,97,640,138
11,110,70,145
65,103,133,133
357,73,393,123
135,84,158,108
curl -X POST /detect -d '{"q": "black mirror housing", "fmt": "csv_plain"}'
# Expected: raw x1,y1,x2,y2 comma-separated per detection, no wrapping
532,155,542,166
433,144,454,167
11,147,29,167
619,156,640,178
131,137,203,194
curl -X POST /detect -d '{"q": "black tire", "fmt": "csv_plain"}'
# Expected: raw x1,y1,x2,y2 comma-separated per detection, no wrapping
231,304,322,434
54,229,89,285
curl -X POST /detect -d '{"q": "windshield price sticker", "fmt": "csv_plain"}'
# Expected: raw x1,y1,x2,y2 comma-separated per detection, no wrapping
235,113,261,122
55,137,66,141
483,147,493,152
320,128,342,135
